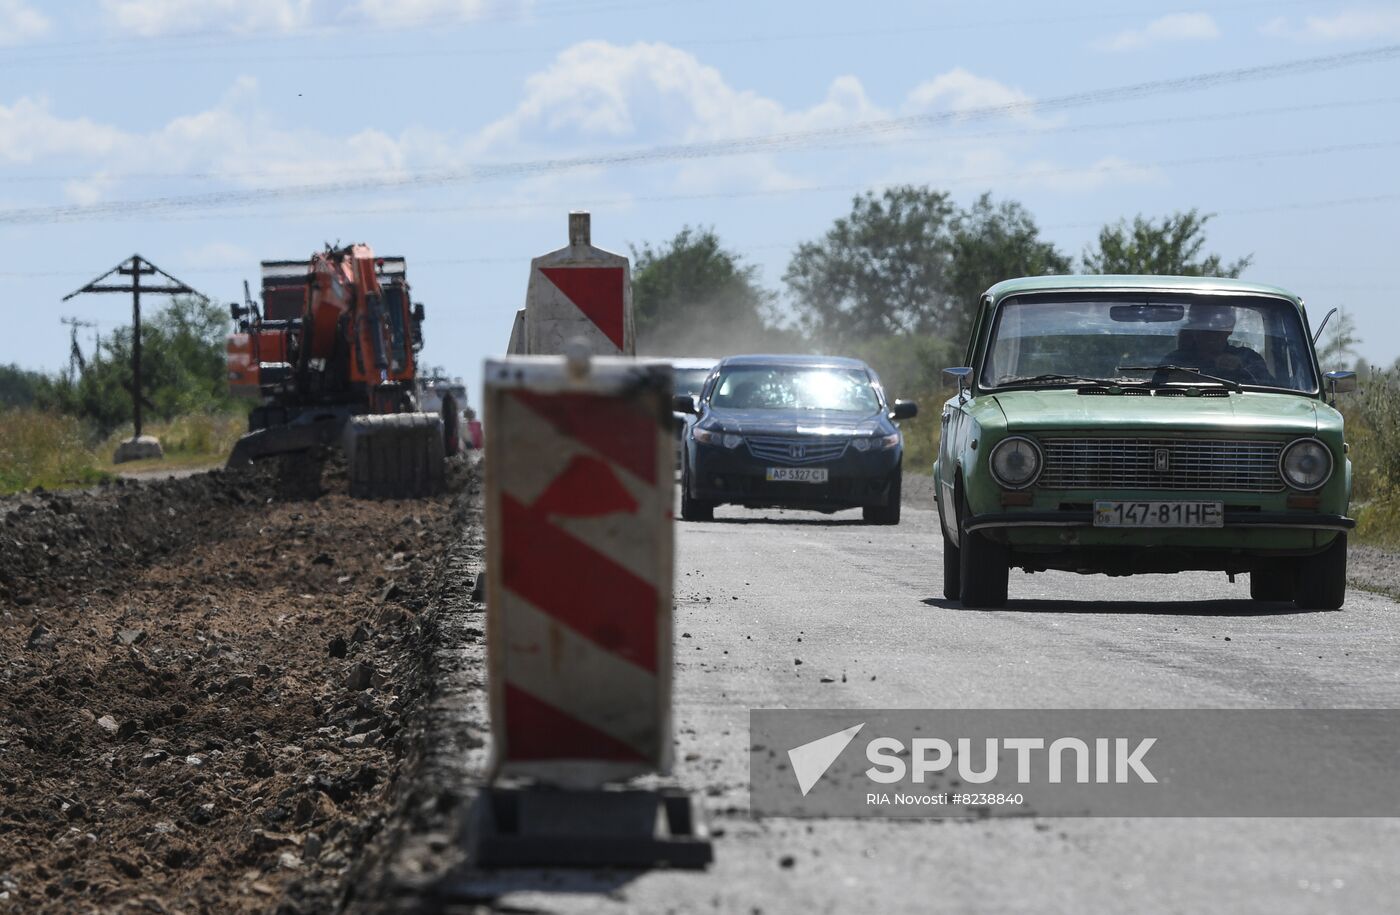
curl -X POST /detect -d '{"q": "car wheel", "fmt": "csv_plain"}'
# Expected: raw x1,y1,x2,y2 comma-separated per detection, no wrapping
679,464,715,522
958,489,1009,608
1294,533,1347,610
942,525,961,601
863,469,901,525
1249,561,1294,602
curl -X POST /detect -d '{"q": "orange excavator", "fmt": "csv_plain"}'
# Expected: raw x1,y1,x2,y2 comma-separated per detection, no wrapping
226,243,452,497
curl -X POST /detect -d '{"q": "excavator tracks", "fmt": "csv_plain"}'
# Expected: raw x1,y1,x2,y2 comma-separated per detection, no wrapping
343,412,447,499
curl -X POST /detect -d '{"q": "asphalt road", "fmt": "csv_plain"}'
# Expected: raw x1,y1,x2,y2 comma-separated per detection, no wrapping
484,499,1400,914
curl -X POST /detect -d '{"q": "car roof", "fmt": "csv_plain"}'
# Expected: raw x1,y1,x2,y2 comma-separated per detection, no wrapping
657,357,721,370
716,353,871,370
985,274,1302,304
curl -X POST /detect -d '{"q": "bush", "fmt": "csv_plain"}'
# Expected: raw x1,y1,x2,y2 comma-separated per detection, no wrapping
0,408,108,494
1344,368,1400,546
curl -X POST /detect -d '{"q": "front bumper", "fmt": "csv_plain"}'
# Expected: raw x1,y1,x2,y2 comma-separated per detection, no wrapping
966,510,1355,534
688,441,900,510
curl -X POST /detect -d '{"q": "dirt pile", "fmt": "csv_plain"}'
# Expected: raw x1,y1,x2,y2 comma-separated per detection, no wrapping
0,459,478,913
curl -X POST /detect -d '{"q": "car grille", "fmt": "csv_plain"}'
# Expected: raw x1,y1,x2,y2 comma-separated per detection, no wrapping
1038,437,1284,492
745,435,849,466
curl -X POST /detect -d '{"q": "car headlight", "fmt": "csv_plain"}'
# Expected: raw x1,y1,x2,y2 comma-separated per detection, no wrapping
1280,438,1333,491
851,433,900,452
693,427,743,449
989,435,1042,489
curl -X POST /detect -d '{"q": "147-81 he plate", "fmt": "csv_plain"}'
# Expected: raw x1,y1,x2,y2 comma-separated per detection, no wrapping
1094,500,1224,528
766,467,829,483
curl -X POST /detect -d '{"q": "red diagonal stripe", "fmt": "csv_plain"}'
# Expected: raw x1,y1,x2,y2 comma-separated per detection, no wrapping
502,493,658,672
540,266,625,349
532,454,638,518
503,683,649,762
512,390,658,484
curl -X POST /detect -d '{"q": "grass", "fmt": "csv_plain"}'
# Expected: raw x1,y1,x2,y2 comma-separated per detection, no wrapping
0,409,247,495
98,413,245,472
899,389,943,474
1340,368,1400,549
0,409,110,494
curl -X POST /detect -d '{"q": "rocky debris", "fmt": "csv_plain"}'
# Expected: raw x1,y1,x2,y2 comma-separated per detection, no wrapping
114,628,146,646
0,457,477,913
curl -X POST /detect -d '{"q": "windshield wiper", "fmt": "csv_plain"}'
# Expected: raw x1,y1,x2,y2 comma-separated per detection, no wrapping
997,373,1128,388
1117,364,1242,392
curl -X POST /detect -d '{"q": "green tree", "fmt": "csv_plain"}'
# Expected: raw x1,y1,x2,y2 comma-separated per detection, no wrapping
0,364,45,408
40,296,237,433
784,186,957,346
1081,209,1251,277
948,192,1071,341
631,227,781,355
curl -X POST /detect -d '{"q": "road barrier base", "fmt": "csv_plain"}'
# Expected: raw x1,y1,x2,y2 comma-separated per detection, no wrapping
465,786,713,869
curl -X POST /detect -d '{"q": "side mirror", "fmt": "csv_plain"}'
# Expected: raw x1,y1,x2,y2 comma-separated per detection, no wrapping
889,400,918,420
672,393,699,414
943,367,973,392
1325,370,1358,395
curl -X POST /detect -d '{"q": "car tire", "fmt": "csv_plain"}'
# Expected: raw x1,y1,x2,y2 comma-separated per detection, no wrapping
942,525,961,601
958,490,1009,608
1249,562,1294,602
863,469,901,525
1294,533,1347,611
679,464,715,522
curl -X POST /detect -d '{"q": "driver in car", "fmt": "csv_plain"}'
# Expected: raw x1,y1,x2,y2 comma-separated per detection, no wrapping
1161,303,1271,384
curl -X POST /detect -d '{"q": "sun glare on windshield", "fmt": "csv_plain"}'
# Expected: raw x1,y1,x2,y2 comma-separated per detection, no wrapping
712,367,880,412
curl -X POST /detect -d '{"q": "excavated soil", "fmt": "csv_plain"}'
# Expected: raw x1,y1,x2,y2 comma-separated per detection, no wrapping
0,460,480,913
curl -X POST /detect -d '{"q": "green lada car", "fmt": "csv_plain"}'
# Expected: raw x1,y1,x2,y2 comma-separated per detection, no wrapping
934,275,1358,610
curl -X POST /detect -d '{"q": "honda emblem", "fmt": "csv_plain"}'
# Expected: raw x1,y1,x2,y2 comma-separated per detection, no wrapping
790,444,806,460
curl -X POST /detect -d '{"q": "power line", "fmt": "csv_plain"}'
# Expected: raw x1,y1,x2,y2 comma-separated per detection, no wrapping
26,137,1400,228
9,93,1400,187
2,43,1396,226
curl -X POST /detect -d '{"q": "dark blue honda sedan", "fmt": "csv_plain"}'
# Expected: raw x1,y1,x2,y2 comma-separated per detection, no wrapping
675,354,917,524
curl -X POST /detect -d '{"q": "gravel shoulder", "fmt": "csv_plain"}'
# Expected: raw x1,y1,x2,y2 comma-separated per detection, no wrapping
0,460,477,913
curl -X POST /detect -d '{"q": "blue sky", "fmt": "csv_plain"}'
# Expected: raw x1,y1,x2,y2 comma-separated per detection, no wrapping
3,0,1399,406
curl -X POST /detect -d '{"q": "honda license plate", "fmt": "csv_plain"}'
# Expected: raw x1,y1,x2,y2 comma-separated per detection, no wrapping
1093,500,1224,528
766,467,829,483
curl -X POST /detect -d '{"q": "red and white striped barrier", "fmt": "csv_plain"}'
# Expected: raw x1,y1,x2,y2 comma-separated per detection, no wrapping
508,212,634,356
484,355,672,786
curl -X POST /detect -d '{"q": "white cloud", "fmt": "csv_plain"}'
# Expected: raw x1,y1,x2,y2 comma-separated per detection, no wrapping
0,98,126,163
0,0,48,45
1262,8,1400,41
472,41,884,156
1096,12,1220,51
0,76,425,205
99,0,314,36
903,68,1036,120
0,40,1160,216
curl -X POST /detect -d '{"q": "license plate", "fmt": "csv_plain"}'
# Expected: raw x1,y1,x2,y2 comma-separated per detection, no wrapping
1094,500,1224,528
766,467,829,483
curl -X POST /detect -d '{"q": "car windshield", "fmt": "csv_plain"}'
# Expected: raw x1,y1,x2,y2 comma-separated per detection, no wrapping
980,294,1318,393
710,366,880,412
674,368,711,396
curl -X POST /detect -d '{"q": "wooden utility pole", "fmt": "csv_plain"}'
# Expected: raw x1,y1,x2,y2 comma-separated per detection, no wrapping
60,316,96,376
62,255,203,439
